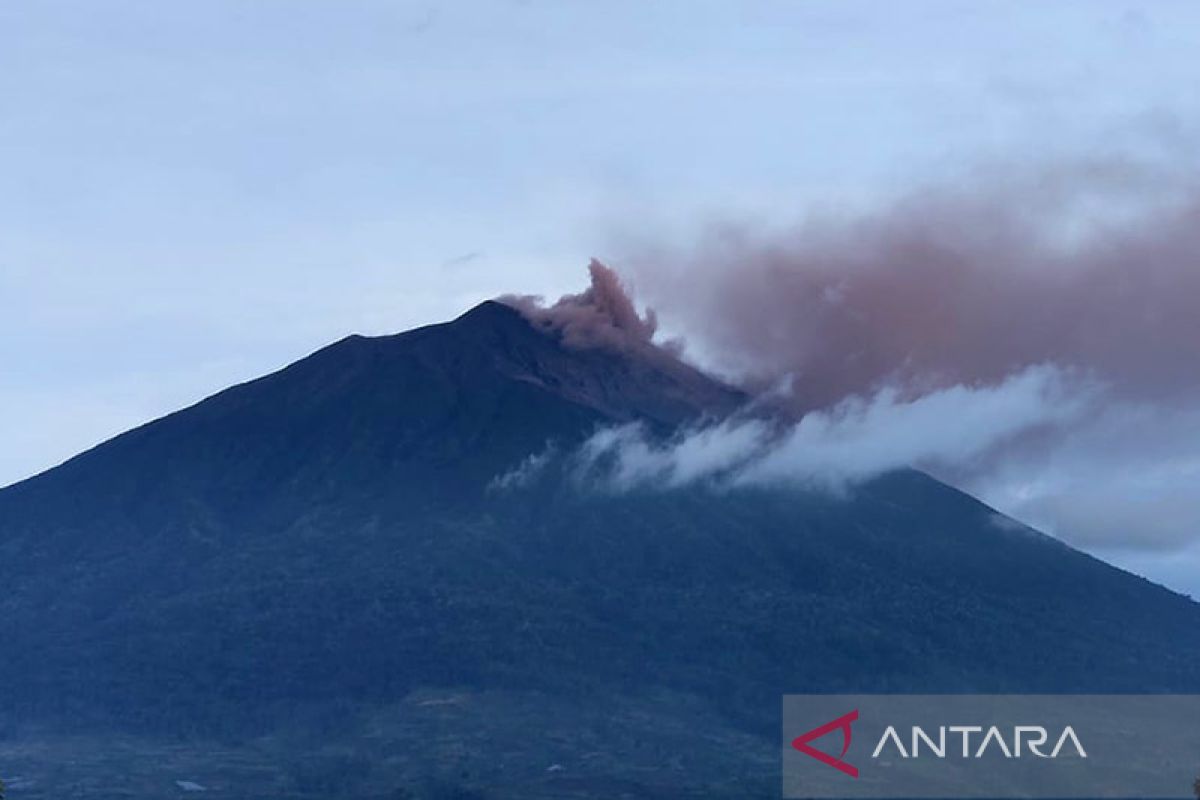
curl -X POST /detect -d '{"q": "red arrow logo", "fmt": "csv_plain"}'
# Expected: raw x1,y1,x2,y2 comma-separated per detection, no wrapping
791,709,860,778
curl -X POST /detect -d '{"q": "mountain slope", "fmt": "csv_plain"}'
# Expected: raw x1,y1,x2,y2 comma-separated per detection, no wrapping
1,301,1198,797
0,301,743,548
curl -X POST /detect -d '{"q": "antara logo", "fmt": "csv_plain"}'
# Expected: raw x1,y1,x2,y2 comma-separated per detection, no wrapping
792,709,861,778
792,711,1088,779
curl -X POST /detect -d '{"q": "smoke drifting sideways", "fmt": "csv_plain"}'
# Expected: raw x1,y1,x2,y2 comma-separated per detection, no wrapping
621,159,1200,412
505,161,1200,567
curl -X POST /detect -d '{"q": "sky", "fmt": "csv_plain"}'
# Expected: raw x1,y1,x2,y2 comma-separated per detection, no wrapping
3,2,1199,594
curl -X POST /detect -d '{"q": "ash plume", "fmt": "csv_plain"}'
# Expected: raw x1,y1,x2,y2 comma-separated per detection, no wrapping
620,159,1200,411
527,158,1200,564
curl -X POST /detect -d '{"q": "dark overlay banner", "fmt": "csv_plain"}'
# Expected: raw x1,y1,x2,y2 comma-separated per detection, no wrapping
782,694,1200,798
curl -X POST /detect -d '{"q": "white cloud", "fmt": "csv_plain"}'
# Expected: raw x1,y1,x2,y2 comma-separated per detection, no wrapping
575,364,1091,493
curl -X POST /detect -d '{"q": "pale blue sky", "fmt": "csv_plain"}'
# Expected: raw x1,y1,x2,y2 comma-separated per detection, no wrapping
3,2,1199,591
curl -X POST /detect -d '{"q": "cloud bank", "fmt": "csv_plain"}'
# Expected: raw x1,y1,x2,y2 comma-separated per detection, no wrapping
575,364,1091,493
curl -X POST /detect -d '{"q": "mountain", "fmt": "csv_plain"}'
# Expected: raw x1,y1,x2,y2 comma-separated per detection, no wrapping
2,300,1199,799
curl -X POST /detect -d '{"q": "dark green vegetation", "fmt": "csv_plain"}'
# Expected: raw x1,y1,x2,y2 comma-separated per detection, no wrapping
1,301,1198,798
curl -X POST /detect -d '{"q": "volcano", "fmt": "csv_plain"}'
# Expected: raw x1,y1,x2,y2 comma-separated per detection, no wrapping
1,297,1198,799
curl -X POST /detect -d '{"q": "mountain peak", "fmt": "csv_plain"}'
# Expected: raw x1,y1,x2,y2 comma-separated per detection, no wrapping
452,298,529,328
379,291,748,428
